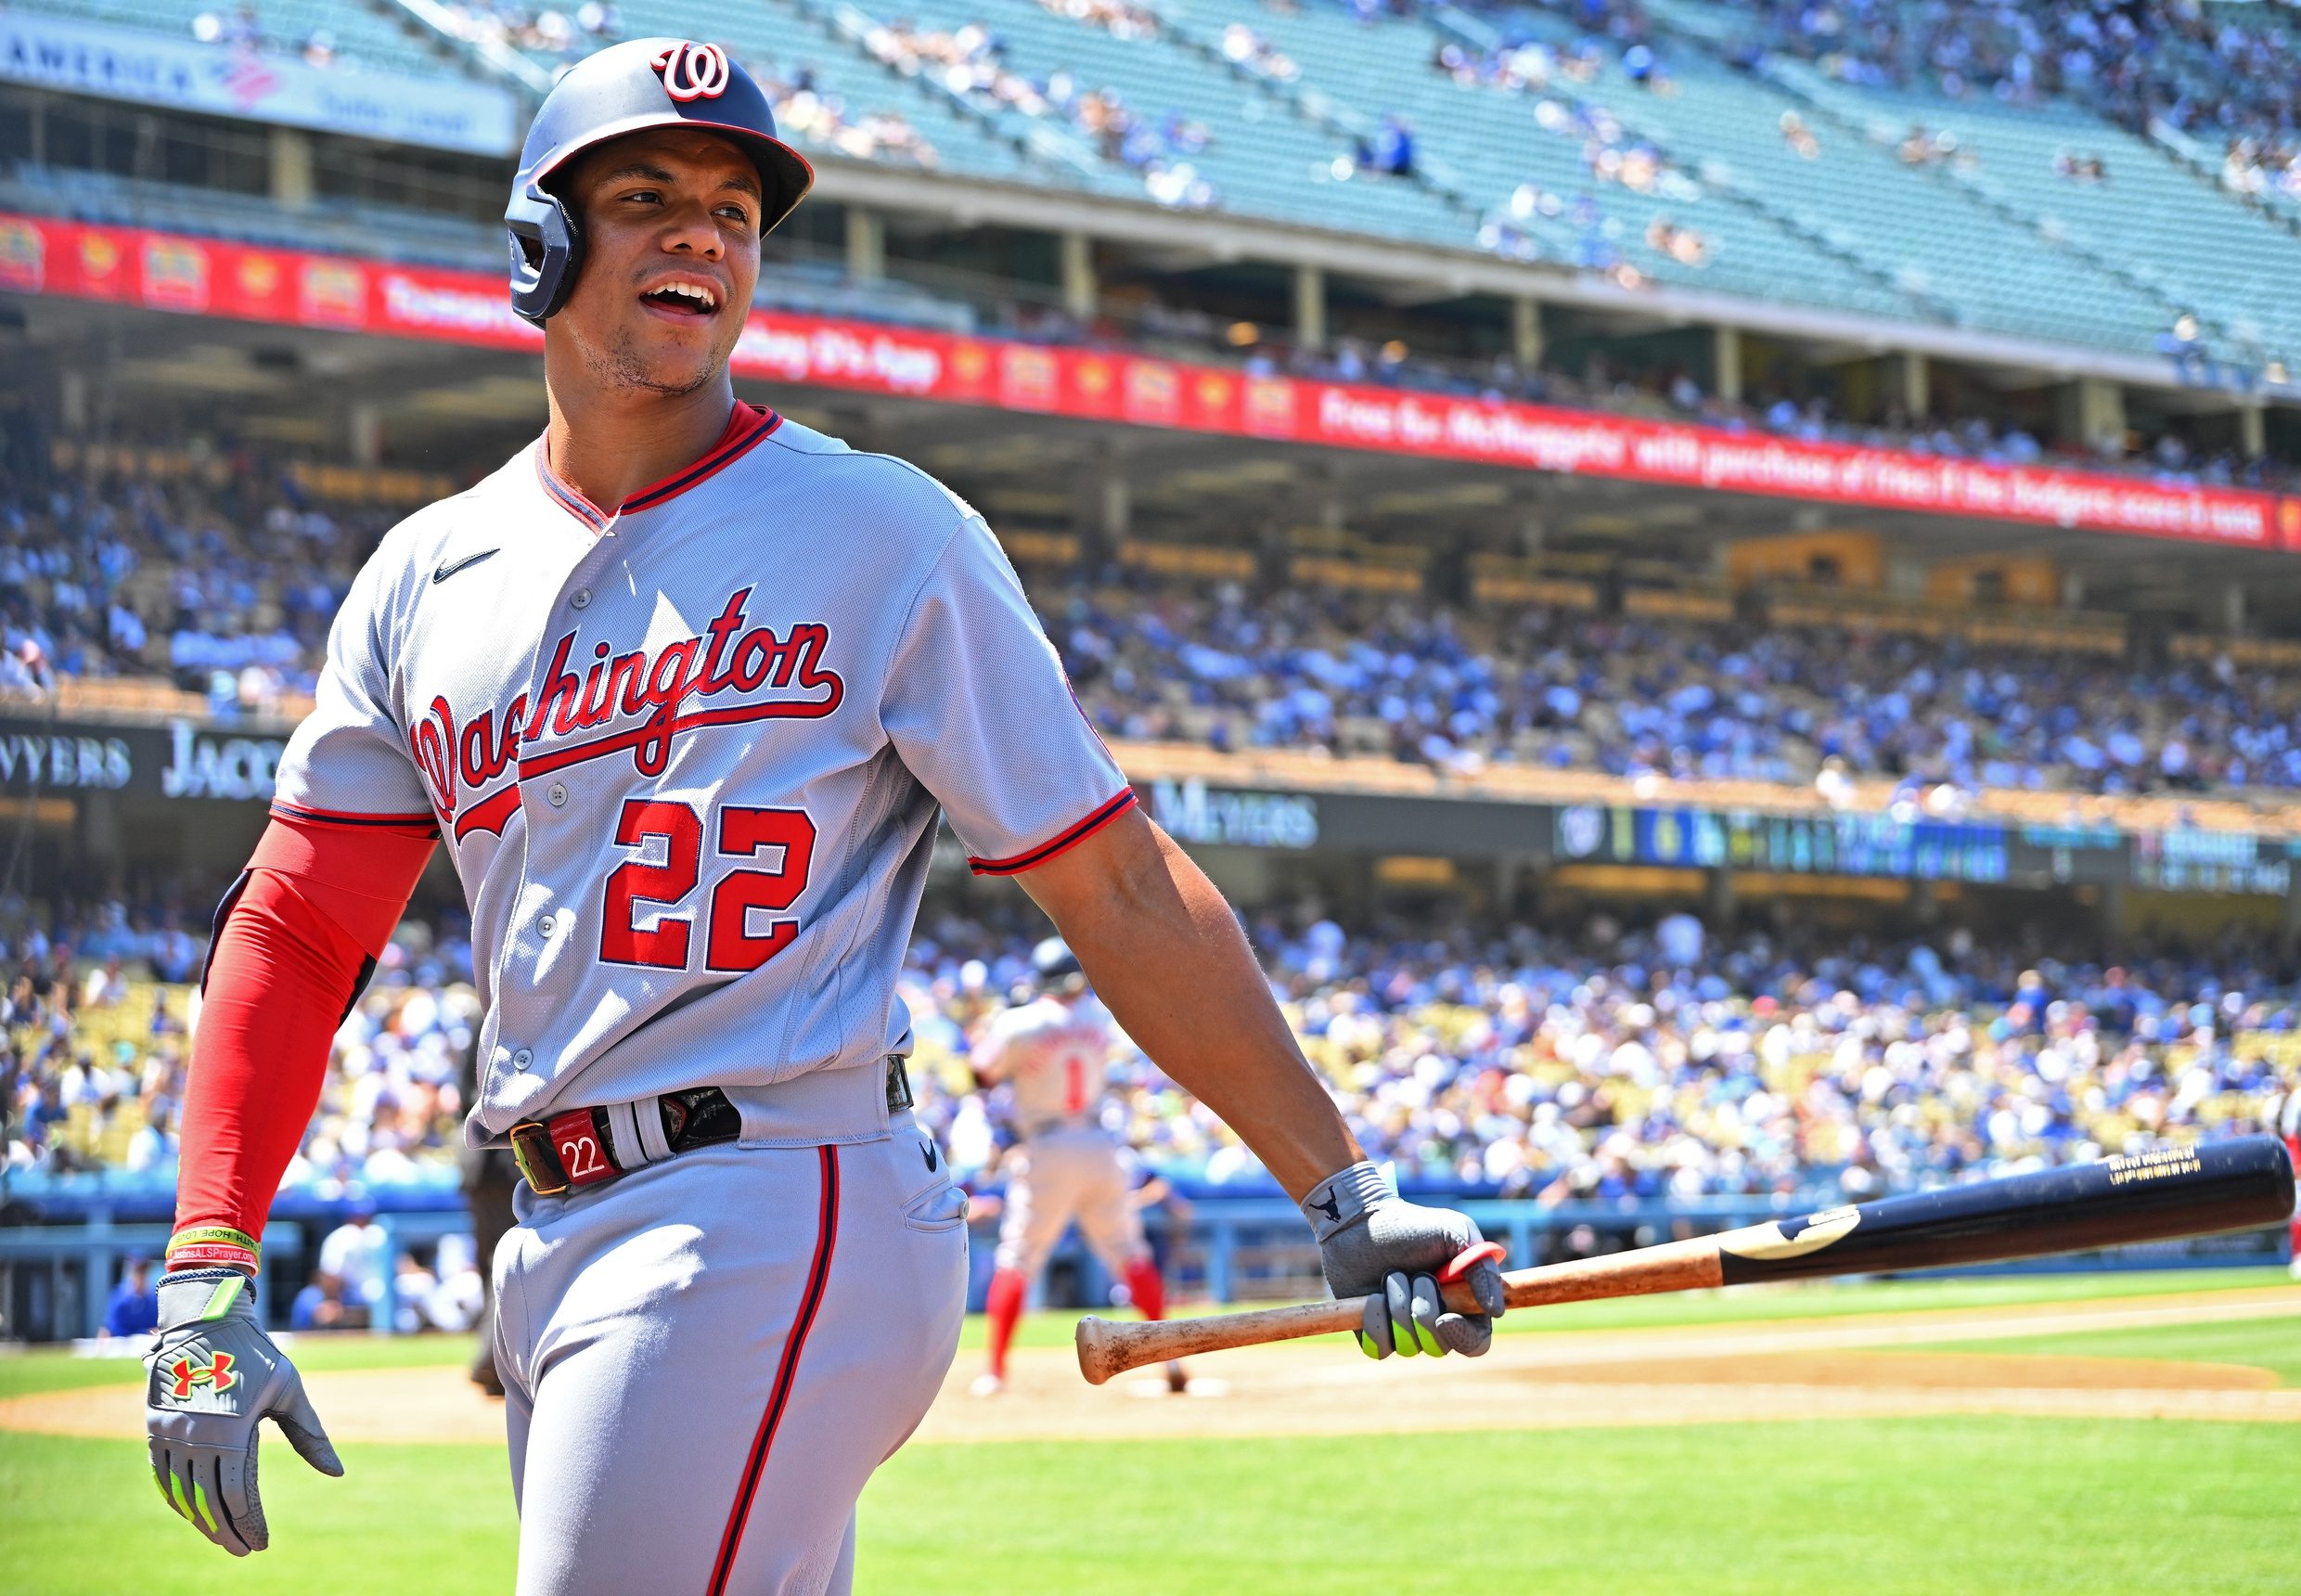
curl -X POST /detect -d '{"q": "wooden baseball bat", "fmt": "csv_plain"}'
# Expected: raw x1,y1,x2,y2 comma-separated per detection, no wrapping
1075,1134,2296,1385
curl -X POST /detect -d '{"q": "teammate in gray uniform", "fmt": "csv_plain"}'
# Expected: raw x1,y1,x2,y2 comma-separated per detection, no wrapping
143,38,1505,1596
971,936,1186,1396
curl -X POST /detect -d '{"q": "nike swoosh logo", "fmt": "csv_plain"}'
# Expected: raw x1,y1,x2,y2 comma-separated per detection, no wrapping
921,1139,940,1172
431,548,499,584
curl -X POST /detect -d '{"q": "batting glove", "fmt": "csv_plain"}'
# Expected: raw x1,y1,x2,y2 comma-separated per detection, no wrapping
146,1268,343,1554
1304,1162,1507,1359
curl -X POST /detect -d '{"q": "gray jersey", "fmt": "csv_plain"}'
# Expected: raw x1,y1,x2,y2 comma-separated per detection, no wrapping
976,997,1115,1133
272,407,1133,1139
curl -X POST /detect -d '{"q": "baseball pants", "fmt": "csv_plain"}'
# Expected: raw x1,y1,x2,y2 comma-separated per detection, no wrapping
994,1126,1150,1279
493,1118,968,1595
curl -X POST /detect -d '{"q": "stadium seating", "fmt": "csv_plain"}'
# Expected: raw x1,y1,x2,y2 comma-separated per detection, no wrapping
1757,62,2301,364
813,0,1478,240
1577,5,2172,351
499,0,1077,188
1159,0,1916,315
18,0,2301,368
1,162,505,269
19,0,460,80
12,439,2301,804
13,903,2297,1200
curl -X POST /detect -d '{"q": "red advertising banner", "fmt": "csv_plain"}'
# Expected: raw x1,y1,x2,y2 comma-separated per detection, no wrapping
4,212,2291,549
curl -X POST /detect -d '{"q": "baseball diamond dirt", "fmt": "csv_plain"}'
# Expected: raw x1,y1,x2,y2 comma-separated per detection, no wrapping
11,1284,2299,1448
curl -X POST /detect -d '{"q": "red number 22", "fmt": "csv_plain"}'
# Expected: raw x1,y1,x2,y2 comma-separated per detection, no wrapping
600,798,816,973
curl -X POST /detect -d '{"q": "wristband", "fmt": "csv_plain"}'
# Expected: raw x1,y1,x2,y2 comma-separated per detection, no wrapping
1300,1161,1395,1242
165,1225,259,1275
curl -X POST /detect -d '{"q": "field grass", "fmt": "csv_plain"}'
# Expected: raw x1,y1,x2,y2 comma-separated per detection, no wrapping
7,1268,2281,1396
0,1332,484,1401
5,1270,2296,1595
4,1419,2295,1595
863,1420,2301,1596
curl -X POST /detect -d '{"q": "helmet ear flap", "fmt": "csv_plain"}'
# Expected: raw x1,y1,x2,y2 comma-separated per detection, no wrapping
507,185,582,326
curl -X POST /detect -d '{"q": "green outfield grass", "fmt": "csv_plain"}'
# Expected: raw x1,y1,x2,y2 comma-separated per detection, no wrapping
0,1332,485,1401
4,1417,2295,1595
5,1270,2295,1595
862,1420,2301,1596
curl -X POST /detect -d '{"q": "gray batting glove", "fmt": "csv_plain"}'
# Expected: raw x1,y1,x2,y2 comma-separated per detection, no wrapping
145,1268,342,1554
1303,1162,1507,1360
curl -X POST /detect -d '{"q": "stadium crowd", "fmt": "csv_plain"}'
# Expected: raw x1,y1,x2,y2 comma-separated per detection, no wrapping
1722,0,2301,167
9,447,2301,796
862,14,1223,208
1043,583,2301,795
0,458,379,714
7,887,2296,1212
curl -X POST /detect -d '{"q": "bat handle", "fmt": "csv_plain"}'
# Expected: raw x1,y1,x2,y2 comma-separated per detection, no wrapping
1077,1295,1363,1384
1074,1243,1506,1384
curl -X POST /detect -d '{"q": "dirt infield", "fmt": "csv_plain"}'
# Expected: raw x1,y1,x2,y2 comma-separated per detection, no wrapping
9,1286,2298,1446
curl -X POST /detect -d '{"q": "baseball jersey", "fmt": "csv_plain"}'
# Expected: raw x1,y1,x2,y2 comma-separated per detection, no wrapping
271,405,1136,1139
976,997,1116,1133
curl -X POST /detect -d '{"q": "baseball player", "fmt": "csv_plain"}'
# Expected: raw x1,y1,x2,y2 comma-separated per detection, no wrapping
141,37,1506,1596
971,936,1184,1396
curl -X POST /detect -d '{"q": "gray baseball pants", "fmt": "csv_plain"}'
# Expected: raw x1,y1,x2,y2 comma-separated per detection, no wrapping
492,1104,968,1595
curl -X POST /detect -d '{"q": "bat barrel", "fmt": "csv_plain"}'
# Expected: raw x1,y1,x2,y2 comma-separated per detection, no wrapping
1716,1134,2296,1286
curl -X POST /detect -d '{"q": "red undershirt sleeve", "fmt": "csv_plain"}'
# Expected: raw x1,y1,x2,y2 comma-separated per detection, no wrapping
168,813,437,1273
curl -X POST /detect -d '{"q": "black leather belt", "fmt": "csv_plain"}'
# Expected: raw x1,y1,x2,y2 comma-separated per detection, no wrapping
508,1059,914,1197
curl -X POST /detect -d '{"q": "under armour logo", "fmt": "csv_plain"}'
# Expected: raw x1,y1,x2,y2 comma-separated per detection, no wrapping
1308,1192,1342,1224
165,1350,238,1401
651,41,731,102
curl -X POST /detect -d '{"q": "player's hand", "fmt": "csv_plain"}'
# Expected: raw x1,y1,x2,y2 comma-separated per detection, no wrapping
1302,1162,1506,1359
145,1268,343,1554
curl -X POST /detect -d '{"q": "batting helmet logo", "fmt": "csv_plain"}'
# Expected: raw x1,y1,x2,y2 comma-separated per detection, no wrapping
650,41,731,102
503,36,815,325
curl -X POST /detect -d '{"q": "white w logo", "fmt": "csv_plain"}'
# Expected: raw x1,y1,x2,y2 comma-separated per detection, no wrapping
650,41,732,102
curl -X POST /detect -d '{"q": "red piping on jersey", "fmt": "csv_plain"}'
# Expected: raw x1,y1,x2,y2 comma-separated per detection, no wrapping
707,1143,840,1596
968,787,1138,876
534,404,782,530
451,785,522,842
443,692,849,842
515,690,842,782
268,801,437,831
625,407,781,511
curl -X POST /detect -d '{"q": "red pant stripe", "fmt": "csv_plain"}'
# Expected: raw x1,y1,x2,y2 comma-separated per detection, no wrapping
706,1144,840,1595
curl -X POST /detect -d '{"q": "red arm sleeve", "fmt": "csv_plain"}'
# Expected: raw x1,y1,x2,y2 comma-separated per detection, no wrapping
168,813,436,1273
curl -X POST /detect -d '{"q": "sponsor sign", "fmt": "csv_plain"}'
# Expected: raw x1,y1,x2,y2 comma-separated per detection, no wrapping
159,719,287,802
0,15,518,154
0,716,286,803
0,212,2287,547
2131,828,2295,895
0,710,2289,897
1148,779,1320,849
1553,802,2015,883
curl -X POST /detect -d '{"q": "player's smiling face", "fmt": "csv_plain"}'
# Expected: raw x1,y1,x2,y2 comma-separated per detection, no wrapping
552,126,762,397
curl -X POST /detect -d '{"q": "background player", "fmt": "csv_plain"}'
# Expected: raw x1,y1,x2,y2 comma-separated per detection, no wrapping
140,36,1505,1595
972,937,1186,1396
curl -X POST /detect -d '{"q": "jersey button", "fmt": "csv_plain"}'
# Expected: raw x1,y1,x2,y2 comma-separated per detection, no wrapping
511,1049,534,1071
546,782,569,807
571,588,592,610
538,915,556,936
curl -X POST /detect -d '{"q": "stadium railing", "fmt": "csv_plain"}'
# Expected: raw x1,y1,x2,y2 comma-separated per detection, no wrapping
6,1185,2286,1338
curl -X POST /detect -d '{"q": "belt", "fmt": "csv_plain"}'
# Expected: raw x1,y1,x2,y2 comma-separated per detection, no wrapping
510,1058,915,1197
